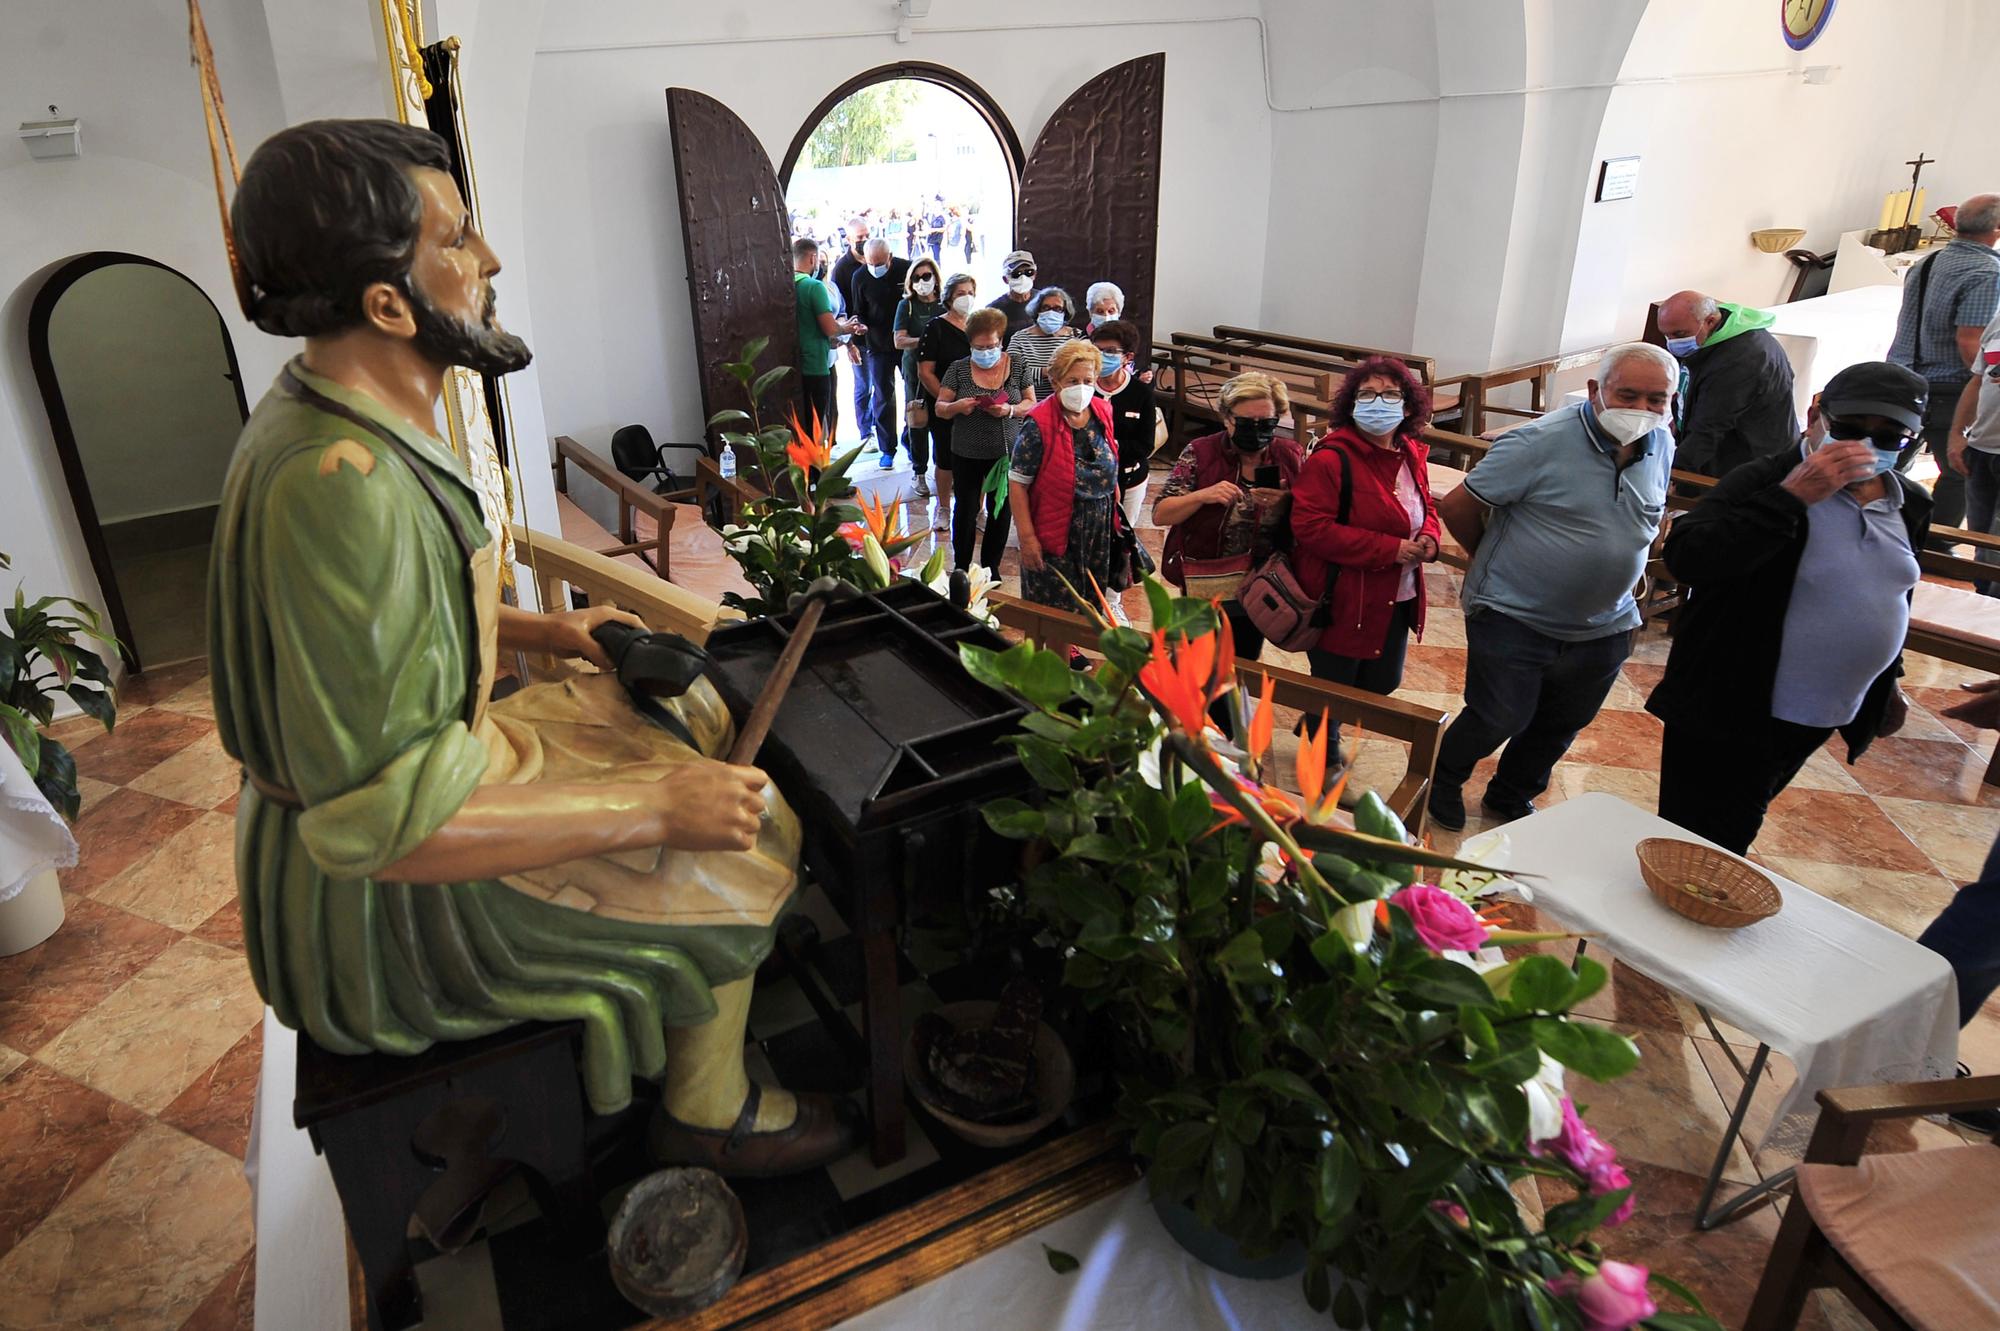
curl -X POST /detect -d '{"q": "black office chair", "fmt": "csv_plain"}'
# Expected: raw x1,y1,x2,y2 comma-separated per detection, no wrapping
610,424,696,496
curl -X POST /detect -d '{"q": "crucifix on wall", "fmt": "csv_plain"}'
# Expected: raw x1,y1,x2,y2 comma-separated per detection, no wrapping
1869,150,1935,254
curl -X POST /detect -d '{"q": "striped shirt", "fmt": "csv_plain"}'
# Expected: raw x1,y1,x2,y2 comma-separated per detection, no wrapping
1006,327,1072,397
1887,238,2000,388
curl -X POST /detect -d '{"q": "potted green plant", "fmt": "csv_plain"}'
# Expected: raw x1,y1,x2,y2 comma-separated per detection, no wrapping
0,552,118,820
961,582,1721,1331
706,340,931,616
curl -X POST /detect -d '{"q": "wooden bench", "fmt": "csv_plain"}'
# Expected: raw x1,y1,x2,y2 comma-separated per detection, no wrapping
509,522,739,644
1154,337,1339,450
1442,345,1619,438
551,434,697,581
1209,324,1461,425
988,593,1448,835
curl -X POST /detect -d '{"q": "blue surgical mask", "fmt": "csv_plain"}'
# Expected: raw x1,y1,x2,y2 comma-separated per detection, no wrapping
1664,334,1700,358
1870,447,1902,475
1036,310,1065,335
1352,398,1405,437
970,345,1002,369
1099,351,1125,376
868,263,889,279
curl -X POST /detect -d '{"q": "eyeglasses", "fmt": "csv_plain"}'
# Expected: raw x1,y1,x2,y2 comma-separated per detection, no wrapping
1824,416,1919,451
1355,391,1405,405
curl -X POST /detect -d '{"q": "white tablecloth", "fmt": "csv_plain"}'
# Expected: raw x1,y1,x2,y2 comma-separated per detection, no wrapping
0,737,77,903
835,1183,1322,1330
1474,794,1959,1156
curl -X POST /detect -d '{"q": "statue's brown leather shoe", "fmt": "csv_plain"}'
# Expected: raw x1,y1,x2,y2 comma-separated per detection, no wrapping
648,1083,861,1178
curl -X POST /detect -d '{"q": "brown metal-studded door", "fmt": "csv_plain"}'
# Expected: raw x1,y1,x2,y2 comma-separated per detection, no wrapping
666,88,799,434
1016,54,1165,348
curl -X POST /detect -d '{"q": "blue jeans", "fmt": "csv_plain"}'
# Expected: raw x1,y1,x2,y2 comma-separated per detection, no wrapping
860,348,899,458
1917,829,2000,1028
1434,610,1632,807
1960,448,2000,596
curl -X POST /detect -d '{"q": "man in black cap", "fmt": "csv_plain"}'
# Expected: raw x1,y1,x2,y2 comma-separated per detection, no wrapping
1646,361,1932,853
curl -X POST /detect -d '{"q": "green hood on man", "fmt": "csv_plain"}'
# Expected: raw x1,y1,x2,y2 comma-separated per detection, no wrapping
1673,302,1797,478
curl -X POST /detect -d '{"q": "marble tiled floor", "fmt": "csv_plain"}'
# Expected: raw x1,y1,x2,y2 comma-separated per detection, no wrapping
4,476,1997,1330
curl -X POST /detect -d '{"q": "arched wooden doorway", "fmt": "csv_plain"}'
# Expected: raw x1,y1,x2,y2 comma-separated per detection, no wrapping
27,253,250,672
666,55,1165,433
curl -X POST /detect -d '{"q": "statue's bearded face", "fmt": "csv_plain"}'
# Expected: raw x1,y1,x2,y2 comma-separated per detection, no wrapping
401,167,532,376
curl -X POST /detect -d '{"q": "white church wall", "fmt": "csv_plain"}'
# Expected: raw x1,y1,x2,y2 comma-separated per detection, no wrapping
1560,0,2000,354
0,0,291,619
516,0,1272,455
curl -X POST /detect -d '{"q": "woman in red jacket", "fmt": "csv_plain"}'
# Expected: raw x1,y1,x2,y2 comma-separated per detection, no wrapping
1290,356,1442,729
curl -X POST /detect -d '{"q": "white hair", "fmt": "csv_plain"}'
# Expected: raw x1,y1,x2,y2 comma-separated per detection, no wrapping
1086,281,1125,313
864,237,890,257
1594,341,1678,387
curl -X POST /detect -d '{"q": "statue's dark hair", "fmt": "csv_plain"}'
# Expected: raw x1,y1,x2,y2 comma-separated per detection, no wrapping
232,119,454,338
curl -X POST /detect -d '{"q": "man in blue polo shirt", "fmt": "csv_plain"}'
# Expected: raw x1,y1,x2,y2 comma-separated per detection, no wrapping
1888,192,2000,536
1429,342,1678,831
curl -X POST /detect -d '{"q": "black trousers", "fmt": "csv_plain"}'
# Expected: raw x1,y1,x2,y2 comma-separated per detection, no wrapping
949,451,1012,573
799,373,835,439
1657,715,1833,855
1308,599,1416,696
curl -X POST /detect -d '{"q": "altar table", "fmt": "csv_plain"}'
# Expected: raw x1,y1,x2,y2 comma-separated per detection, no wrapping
1470,794,1959,1228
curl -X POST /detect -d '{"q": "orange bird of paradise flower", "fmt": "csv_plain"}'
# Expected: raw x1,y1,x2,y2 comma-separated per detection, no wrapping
1138,621,1235,737
851,492,919,556
1295,709,1350,825
1246,672,1276,769
785,409,832,474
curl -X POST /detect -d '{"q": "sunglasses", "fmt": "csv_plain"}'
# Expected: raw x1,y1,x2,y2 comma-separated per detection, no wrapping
1824,416,1919,451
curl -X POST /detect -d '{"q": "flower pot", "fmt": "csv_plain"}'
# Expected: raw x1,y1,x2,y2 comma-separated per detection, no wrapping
1149,1194,1306,1281
0,869,65,957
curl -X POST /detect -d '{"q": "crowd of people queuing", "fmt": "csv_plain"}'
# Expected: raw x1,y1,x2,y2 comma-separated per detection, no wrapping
789,194,2000,1119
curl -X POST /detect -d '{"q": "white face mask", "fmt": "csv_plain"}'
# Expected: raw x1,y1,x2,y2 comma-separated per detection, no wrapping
1059,382,1096,412
950,294,975,317
914,278,936,296
1593,398,1667,445
1008,274,1034,294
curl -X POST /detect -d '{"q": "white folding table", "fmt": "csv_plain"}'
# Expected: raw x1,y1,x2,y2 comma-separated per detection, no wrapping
1473,793,1960,1229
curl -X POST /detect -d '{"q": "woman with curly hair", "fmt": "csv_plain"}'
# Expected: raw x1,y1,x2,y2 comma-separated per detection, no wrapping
1289,355,1442,740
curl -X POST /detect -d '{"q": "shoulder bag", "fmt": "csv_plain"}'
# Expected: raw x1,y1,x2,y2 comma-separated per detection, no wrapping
1238,449,1350,652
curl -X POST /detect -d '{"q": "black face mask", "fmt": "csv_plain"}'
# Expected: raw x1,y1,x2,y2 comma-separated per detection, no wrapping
405,278,533,377
1230,416,1278,452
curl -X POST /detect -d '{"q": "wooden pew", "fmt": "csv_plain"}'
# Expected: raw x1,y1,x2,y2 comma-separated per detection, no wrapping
509,523,735,648
989,593,1448,834
1154,337,1340,453
1443,345,1618,438
551,435,696,580
1210,325,1461,426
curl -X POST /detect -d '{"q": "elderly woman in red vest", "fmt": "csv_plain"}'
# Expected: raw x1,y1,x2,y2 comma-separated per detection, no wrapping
1010,339,1124,611
1154,372,1305,663
1290,355,1442,755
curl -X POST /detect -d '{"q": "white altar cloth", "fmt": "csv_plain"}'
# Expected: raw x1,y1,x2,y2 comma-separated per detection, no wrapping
1473,794,1959,1157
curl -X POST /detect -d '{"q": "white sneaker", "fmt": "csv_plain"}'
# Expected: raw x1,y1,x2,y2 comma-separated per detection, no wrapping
913,477,932,500
1109,596,1130,626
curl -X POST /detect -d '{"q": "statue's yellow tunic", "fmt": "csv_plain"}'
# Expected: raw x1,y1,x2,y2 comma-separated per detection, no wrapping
208,359,798,1113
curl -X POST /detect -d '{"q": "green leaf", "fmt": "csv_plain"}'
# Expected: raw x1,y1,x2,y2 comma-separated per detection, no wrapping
1646,1271,1716,1318
1064,833,1126,863
1016,648,1076,710
1214,928,1267,981
1185,857,1230,912
1315,1137,1361,1224
1568,954,1610,1009
1206,1135,1245,1215
1460,1005,1498,1050
1154,1120,1212,1170
706,408,753,430
1402,957,1501,1011
63,684,115,732
1142,576,1175,629
1248,1069,1330,1113
30,737,77,821
750,365,793,405
1041,1244,1079,1275
1062,952,1109,989
1643,1317,1728,1331
981,798,1044,839
1531,1017,1640,1081
1015,737,1076,792
0,704,41,776
1507,954,1579,1014
740,335,771,366
1543,1186,1633,1244
1291,821,1517,875
1169,779,1212,842
726,360,754,387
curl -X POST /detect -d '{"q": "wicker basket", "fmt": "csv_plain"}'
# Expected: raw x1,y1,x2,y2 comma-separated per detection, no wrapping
1636,838,1782,928
1750,227,1807,254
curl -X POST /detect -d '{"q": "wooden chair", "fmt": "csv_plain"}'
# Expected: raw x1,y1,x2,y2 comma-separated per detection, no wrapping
988,594,1449,835
1743,1075,2000,1331
551,434,696,580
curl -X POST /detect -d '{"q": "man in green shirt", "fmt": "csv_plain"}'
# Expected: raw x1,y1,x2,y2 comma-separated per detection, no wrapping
212,119,855,1175
793,237,858,436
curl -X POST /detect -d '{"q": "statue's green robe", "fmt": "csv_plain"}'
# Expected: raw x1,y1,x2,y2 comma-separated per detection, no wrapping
209,359,788,1113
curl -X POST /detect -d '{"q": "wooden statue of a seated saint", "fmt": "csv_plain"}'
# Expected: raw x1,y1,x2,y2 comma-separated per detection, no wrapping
208,118,855,1177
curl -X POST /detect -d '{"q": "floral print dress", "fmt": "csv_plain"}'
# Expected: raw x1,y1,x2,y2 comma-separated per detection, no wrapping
1009,413,1123,609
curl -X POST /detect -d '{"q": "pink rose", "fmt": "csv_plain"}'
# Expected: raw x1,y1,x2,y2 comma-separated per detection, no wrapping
1428,1200,1469,1226
1550,1261,1657,1331
1533,1098,1635,1226
1388,884,1490,954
